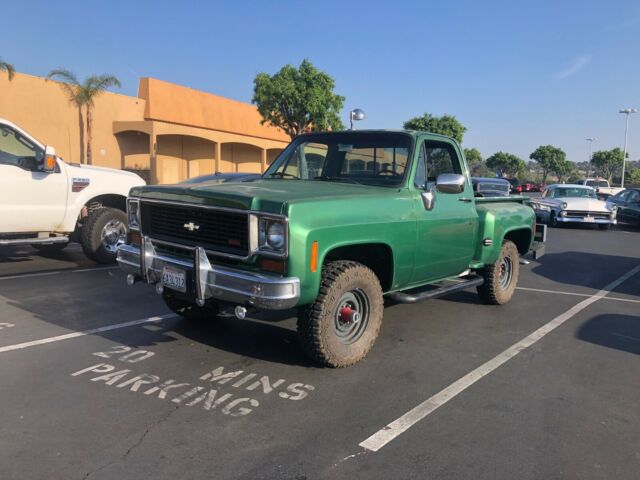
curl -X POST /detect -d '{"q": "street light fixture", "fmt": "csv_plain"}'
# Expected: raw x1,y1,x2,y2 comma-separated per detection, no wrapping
349,108,365,130
619,108,637,188
585,137,597,178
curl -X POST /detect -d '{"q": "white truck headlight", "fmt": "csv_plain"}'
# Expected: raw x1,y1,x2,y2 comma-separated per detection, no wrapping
257,217,287,256
126,198,141,231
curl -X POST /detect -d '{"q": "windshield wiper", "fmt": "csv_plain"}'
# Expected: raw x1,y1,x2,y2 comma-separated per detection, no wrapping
267,171,299,179
313,175,361,185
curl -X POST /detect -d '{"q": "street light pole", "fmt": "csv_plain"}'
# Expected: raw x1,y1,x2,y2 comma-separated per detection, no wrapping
585,137,596,178
619,108,637,188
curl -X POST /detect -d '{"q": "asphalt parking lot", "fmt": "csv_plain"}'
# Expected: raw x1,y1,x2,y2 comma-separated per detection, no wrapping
1,225,639,480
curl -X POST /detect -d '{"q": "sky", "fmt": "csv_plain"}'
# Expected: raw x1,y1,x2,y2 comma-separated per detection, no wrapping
2,0,640,163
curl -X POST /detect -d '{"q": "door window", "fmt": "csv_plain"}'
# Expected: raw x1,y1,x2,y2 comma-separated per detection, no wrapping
614,191,630,202
414,140,462,188
627,191,640,204
0,126,43,170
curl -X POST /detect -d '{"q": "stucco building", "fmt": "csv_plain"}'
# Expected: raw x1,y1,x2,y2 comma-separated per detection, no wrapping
0,72,290,184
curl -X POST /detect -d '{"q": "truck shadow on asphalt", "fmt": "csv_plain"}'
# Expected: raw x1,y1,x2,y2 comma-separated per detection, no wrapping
576,314,640,355
531,252,639,296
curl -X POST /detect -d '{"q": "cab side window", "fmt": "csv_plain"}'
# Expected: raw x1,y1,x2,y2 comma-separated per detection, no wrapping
414,140,462,188
0,126,43,170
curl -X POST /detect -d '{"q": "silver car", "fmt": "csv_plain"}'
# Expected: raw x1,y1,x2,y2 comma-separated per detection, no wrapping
530,184,617,230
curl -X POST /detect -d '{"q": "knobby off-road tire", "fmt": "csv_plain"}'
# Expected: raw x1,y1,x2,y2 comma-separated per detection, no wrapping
80,207,127,264
162,290,220,321
477,240,520,305
297,260,384,368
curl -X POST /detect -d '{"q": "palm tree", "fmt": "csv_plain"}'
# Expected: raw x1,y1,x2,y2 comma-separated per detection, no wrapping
0,58,15,80
47,69,121,165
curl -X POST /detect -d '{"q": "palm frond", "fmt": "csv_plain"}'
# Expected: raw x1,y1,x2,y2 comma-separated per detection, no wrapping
0,59,15,80
82,74,121,106
47,68,80,86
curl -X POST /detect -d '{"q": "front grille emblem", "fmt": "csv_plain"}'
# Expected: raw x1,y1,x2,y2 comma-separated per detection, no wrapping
183,222,200,232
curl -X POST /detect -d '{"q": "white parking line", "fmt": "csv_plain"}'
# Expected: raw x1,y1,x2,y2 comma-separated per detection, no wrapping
0,314,176,354
0,266,118,281
359,263,640,452
517,286,640,304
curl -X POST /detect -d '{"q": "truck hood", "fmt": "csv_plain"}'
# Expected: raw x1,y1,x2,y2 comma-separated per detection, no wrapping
63,161,145,182
132,179,399,214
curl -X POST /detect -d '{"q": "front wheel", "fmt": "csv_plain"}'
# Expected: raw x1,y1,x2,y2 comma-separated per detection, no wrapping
548,212,558,227
80,207,127,264
598,224,611,230
477,240,520,305
297,260,384,368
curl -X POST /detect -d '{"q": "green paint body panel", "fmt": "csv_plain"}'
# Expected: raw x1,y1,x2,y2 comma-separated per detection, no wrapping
131,131,536,307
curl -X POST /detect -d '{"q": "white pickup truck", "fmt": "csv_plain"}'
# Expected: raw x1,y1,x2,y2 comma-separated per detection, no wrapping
0,118,145,263
577,178,624,199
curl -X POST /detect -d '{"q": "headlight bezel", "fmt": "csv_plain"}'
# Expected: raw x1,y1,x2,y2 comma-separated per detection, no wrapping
126,198,141,231
561,202,568,210
254,214,288,259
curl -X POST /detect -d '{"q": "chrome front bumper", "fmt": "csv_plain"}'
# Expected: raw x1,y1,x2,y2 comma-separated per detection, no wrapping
117,237,300,310
556,216,616,224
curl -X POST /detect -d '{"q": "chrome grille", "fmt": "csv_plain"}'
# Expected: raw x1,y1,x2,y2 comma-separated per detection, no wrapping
564,210,610,219
140,202,249,257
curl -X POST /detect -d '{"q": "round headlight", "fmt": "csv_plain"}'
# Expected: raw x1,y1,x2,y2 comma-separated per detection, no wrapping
267,222,285,249
561,202,568,210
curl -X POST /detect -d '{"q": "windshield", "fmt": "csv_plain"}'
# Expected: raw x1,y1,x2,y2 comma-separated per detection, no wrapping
263,132,412,187
553,187,596,198
585,180,609,187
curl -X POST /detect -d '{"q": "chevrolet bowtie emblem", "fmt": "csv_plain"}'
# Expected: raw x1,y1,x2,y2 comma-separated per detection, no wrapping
183,222,200,232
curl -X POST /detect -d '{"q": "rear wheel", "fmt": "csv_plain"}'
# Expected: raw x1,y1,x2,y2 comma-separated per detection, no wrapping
80,207,127,264
162,290,220,321
477,240,520,305
297,260,384,368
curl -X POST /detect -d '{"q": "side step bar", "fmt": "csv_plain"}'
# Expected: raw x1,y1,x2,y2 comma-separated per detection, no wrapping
0,236,69,246
387,275,484,304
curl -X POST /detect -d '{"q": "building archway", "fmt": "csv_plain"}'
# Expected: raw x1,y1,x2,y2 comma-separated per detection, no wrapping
156,134,217,183
114,130,151,183
220,142,263,173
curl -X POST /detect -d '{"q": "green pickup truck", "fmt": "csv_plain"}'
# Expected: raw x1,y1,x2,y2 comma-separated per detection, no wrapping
118,130,543,367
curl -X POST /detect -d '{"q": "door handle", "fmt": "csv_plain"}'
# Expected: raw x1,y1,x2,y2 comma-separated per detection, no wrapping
458,197,473,203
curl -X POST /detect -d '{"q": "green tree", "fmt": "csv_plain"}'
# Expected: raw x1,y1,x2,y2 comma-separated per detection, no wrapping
252,59,345,138
0,57,15,80
553,159,575,183
529,145,566,185
47,69,121,165
626,167,640,186
403,113,467,143
591,148,624,182
463,148,489,176
485,151,526,177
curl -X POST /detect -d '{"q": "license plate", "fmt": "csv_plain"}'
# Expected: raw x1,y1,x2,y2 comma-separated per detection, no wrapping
162,266,186,292
584,216,594,223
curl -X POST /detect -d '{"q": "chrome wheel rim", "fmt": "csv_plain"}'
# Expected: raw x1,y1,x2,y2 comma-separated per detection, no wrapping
334,289,369,344
498,256,513,290
101,219,127,254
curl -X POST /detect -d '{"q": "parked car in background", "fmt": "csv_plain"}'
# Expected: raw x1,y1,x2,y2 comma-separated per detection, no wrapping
182,172,261,185
530,184,617,229
506,178,521,193
606,188,640,228
0,118,145,263
576,178,623,200
471,177,511,197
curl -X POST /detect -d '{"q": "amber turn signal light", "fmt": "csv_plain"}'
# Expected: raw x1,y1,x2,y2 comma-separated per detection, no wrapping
127,230,141,246
310,241,318,272
43,154,57,172
259,258,285,274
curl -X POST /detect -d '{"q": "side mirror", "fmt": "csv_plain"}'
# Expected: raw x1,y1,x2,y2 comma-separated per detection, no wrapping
436,173,466,194
42,146,57,173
